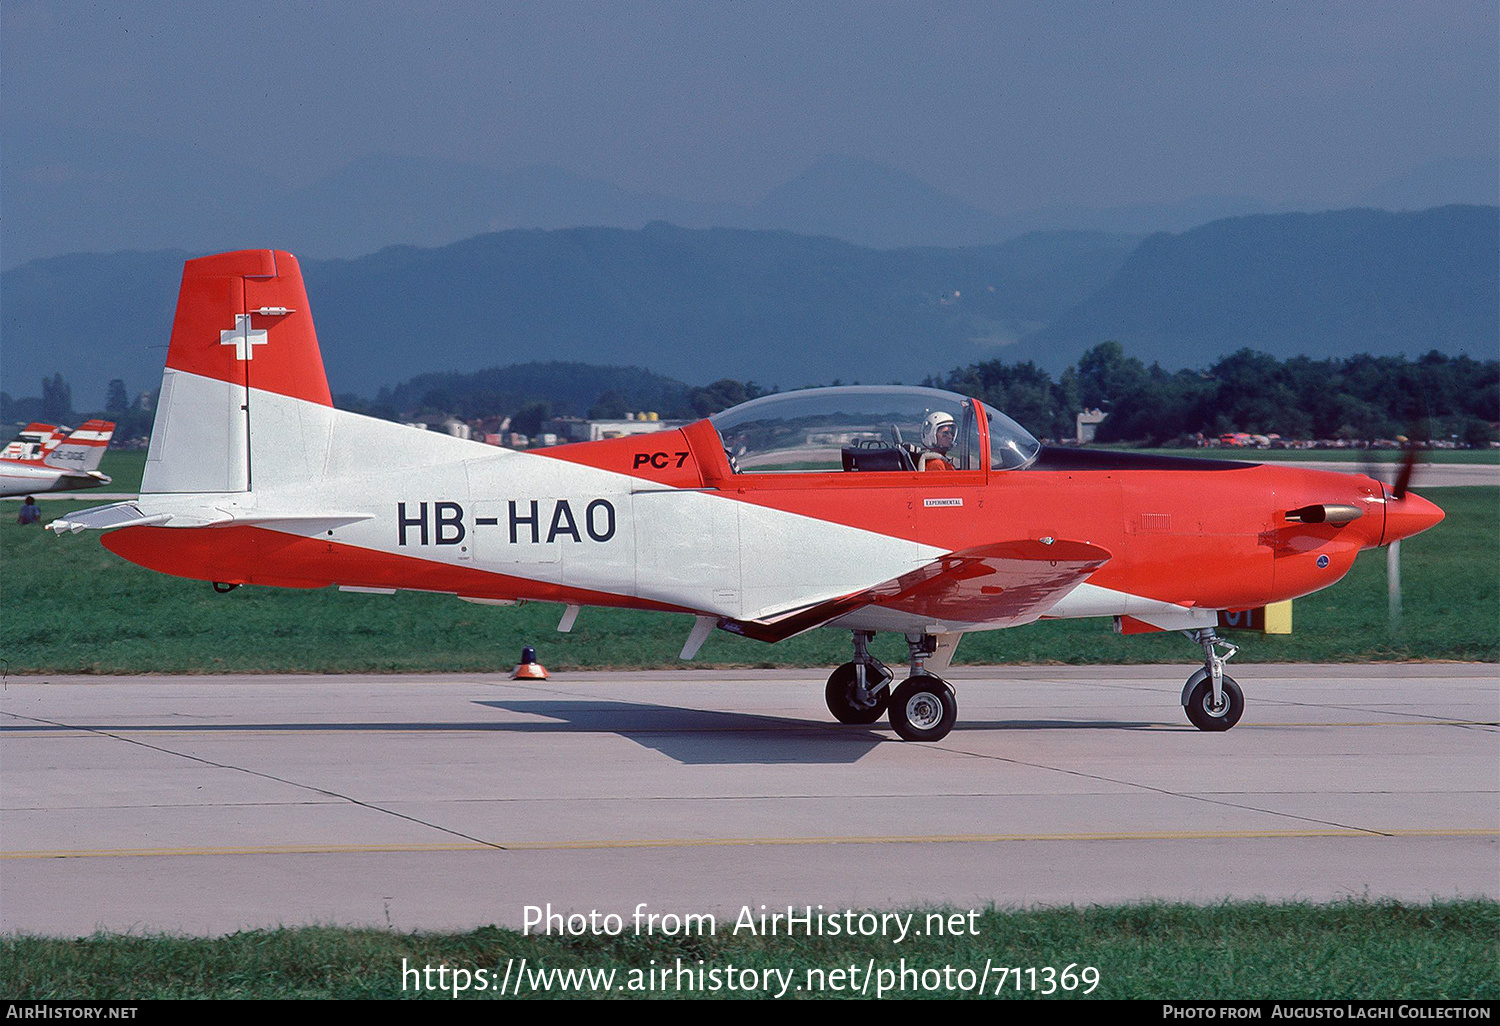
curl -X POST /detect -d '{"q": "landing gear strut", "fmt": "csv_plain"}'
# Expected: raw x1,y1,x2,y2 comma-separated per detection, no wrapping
825,631,960,741
1180,628,1243,731
887,633,958,742
824,631,893,724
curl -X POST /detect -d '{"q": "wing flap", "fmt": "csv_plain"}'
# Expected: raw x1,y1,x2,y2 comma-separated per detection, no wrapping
873,539,1112,624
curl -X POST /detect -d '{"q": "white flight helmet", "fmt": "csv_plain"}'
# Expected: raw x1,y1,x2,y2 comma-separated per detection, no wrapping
921,410,956,450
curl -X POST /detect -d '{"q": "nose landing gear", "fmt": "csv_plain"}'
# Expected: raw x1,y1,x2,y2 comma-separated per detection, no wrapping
1181,628,1243,731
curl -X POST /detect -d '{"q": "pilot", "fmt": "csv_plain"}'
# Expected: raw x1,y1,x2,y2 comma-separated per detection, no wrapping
919,411,956,471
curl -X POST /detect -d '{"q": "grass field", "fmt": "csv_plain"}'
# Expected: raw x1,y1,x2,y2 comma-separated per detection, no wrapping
96,450,147,493
3,900,1494,1000
2,476,1494,672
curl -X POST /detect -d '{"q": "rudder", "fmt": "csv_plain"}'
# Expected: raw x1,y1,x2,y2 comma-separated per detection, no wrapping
43,420,114,473
144,250,332,494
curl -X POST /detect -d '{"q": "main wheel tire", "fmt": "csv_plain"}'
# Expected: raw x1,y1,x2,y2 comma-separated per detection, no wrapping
825,662,889,724
888,674,958,742
1184,673,1244,732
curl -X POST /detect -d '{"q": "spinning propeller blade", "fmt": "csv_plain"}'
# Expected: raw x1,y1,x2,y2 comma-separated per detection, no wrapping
1390,444,1419,500
1372,445,1426,632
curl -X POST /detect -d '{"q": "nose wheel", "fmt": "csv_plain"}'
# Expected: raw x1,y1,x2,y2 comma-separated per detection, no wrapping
1183,671,1243,731
1180,628,1244,731
888,675,958,742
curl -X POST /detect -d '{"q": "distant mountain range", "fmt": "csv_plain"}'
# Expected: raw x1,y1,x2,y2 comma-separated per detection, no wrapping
1,225,1137,406
2,207,1494,411
5,113,1496,268
1015,205,1499,370
365,362,702,422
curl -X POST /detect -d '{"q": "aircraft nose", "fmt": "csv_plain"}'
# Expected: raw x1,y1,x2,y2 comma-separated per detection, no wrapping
1382,489,1444,546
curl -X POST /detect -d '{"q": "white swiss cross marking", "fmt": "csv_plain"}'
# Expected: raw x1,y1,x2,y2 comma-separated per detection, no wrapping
219,315,268,360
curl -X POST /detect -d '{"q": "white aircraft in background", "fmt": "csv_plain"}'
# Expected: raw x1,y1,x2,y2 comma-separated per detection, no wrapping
0,420,115,497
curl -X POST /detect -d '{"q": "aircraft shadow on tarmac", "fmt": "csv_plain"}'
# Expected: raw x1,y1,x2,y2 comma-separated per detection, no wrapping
471,699,1161,765
3,704,1160,767
472,698,882,764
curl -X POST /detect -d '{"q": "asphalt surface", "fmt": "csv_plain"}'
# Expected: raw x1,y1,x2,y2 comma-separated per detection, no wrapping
1,664,1494,937
1291,462,1500,487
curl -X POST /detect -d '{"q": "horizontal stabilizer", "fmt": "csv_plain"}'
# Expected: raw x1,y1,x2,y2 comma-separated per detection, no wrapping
51,502,372,534
49,502,171,534
228,511,374,529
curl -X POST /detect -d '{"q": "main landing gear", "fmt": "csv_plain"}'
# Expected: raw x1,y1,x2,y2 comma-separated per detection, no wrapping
825,632,958,741
824,632,892,725
1180,628,1244,731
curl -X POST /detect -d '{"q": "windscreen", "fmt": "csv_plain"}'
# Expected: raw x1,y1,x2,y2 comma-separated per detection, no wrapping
710,386,986,473
985,404,1042,470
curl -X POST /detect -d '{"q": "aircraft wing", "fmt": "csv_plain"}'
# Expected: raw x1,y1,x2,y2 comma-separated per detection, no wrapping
722,538,1112,643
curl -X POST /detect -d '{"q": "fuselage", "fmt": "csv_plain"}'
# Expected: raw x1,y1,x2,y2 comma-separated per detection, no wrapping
0,460,109,498
97,394,1442,636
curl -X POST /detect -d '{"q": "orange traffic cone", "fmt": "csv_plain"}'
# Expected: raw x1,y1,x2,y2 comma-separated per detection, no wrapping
511,645,549,679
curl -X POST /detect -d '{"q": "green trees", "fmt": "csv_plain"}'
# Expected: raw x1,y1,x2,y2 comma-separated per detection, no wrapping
105,379,130,413
39,374,73,423
332,345,1496,447
931,344,1498,445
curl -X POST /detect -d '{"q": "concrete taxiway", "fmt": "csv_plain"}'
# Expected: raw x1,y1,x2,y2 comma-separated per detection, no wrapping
1,665,1495,937
1292,462,1499,487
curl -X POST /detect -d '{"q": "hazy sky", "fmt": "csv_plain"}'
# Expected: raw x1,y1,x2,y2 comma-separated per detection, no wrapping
3,0,1496,212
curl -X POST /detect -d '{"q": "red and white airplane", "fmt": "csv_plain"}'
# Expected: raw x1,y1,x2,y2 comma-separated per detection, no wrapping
52,250,1444,740
1,420,115,497
2,423,68,462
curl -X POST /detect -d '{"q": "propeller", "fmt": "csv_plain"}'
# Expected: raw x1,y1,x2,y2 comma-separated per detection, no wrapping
1388,537,1402,632
1359,439,1423,500
1362,444,1424,632
1390,443,1420,500
1391,445,1424,631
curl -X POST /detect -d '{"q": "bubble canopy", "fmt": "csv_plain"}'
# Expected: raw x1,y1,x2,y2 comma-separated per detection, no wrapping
708,385,1040,473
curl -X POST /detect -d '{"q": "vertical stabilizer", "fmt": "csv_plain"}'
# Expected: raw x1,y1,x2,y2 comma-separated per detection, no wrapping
143,250,332,494
43,420,114,473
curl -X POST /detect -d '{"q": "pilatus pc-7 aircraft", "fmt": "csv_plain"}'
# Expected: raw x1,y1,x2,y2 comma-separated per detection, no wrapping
51,250,1444,741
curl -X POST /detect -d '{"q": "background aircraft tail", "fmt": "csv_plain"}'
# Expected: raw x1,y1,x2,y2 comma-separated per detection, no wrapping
143,250,333,494
43,420,114,472
2,424,64,462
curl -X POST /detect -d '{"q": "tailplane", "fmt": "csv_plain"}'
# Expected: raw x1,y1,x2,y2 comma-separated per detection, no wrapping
143,250,332,494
